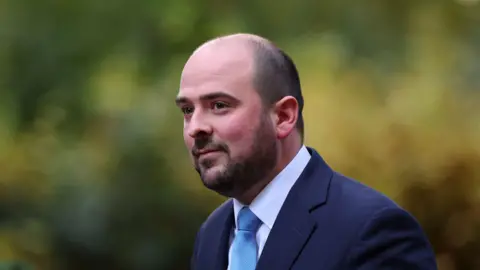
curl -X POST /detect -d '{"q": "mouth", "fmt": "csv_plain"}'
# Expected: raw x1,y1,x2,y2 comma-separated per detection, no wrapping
195,149,223,158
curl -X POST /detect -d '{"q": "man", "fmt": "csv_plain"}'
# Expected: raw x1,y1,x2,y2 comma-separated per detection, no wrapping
176,33,437,270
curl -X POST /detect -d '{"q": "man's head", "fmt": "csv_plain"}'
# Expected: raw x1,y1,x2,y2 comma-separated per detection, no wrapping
176,33,304,200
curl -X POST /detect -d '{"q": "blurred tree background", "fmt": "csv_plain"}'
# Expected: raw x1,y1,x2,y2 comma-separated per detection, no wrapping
0,0,479,269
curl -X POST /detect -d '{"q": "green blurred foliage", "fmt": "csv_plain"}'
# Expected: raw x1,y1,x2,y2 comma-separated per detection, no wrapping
0,0,479,269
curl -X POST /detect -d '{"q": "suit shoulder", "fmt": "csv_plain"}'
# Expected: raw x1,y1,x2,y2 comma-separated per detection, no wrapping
317,172,429,250
328,172,405,219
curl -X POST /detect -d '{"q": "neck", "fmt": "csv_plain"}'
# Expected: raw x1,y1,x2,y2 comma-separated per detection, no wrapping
235,136,303,205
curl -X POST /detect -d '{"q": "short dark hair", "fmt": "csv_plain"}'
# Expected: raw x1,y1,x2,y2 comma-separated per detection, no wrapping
249,40,305,139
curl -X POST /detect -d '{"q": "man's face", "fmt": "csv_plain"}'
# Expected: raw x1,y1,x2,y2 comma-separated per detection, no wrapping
176,43,278,197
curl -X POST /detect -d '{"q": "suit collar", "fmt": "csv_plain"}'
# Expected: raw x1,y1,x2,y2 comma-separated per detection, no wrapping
256,147,334,270
297,147,334,210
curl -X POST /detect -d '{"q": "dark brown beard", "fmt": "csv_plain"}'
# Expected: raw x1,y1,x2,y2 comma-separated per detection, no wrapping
195,114,278,198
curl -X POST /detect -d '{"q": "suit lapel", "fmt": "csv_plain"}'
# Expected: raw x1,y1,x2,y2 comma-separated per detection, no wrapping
255,196,317,270
200,200,234,270
256,148,334,270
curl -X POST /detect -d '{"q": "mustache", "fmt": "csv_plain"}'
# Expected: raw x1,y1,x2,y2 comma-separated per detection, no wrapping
192,138,228,157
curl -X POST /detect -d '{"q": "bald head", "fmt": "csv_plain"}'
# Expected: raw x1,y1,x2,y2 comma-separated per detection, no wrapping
186,34,305,137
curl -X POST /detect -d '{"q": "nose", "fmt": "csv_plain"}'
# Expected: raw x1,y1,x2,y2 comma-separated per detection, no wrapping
186,112,213,138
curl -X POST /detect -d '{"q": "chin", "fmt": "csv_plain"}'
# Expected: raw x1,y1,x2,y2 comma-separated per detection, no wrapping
200,165,225,182
200,166,234,194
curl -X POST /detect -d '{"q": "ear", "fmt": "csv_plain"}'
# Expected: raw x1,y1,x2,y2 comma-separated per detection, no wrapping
272,96,298,139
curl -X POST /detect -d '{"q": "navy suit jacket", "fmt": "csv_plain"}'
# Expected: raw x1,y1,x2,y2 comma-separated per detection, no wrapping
191,147,437,269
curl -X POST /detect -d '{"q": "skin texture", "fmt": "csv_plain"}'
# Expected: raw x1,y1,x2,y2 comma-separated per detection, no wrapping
176,34,302,204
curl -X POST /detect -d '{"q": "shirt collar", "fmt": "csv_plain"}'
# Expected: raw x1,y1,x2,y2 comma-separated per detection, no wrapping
233,145,311,229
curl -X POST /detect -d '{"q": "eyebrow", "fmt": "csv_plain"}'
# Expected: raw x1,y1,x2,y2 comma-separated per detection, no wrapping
175,91,240,105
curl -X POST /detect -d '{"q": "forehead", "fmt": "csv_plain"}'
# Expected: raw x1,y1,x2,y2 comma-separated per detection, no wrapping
178,43,256,101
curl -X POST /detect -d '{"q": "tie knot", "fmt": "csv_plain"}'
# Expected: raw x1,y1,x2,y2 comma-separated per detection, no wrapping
237,207,261,232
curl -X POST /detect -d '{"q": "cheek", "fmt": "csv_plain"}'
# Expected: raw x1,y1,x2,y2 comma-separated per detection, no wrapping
219,113,259,149
183,129,194,150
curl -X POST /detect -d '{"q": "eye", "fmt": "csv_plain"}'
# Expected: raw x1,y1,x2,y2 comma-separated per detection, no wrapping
212,101,229,110
181,106,194,115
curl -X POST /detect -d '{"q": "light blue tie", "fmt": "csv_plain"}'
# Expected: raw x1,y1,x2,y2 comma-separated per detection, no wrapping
230,207,262,270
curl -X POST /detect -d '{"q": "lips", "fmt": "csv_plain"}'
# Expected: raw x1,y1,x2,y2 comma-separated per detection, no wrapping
194,149,222,157
199,150,221,157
